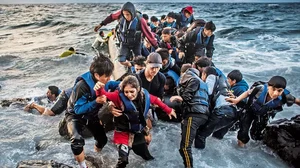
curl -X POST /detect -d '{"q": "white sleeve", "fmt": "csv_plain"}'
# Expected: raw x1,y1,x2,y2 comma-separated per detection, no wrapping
206,75,216,95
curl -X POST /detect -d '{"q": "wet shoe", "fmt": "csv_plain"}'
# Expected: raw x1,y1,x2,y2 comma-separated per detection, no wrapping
195,137,206,149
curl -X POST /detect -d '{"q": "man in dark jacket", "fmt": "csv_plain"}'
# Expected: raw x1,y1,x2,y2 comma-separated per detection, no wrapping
170,68,210,168
178,21,216,64
65,55,114,168
94,2,158,67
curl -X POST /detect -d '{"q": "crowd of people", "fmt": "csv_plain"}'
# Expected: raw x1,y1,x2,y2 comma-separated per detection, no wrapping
20,2,300,168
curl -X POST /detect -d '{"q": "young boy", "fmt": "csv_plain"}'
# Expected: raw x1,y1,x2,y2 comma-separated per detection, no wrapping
65,54,114,168
226,76,300,147
94,2,158,67
162,12,177,28
170,68,210,168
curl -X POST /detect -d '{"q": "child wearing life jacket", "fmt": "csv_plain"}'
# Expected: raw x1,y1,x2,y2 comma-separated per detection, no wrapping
226,76,300,147
94,75,176,168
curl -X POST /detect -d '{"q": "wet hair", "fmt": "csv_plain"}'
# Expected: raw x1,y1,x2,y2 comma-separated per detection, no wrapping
195,57,211,68
99,31,104,36
181,63,192,73
268,76,287,89
48,86,60,97
203,66,217,76
227,70,243,83
120,75,141,92
162,28,171,35
150,16,158,22
142,14,149,21
68,47,75,51
90,54,114,77
204,21,216,32
161,15,166,20
156,48,169,61
133,56,146,67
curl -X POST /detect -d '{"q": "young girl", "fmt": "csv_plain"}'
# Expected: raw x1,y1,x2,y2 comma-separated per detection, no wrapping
94,75,176,168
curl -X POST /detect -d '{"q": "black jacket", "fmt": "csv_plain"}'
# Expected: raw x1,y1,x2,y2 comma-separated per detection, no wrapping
178,27,215,59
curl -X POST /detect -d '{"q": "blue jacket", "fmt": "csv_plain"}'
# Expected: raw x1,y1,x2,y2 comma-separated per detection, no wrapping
231,79,249,108
231,79,249,97
66,72,99,116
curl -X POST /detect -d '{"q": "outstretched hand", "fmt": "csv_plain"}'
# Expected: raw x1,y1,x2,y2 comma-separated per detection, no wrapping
168,109,177,119
94,81,105,91
94,24,102,32
225,97,238,105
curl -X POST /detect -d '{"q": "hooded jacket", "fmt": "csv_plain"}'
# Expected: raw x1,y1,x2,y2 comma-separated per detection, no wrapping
100,2,158,47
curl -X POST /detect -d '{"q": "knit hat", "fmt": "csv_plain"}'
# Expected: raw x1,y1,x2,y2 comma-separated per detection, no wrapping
184,6,193,14
146,52,162,68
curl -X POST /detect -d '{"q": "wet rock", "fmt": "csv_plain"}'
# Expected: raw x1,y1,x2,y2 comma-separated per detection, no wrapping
0,98,30,107
85,154,104,168
263,115,300,168
16,160,72,168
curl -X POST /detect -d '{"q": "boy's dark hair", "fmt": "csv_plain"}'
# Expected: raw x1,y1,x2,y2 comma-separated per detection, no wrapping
162,28,171,35
90,54,114,77
204,66,217,77
195,57,211,68
68,47,75,51
227,70,243,83
156,48,169,61
268,76,287,89
167,12,175,19
161,15,166,20
150,16,158,22
99,31,104,36
48,86,60,97
133,56,146,67
204,21,216,32
142,14,149,21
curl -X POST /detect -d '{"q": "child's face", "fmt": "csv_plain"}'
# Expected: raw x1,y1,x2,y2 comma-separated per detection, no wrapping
122,10,132,21
134,64,145,73
124,85,138,101
166,17,174,23
95,73,111,84
227,78,236,87
162,59,169,67
184,12,191,18
267,86,284,99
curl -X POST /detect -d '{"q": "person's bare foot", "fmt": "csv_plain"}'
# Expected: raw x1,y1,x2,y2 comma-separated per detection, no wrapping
238,140,245,148
94,145,101,153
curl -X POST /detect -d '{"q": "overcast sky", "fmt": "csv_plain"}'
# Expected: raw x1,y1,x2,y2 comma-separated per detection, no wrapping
1,0,300,4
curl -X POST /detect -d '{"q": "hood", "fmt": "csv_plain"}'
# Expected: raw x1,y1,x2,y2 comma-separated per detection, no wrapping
235,79,249,89
231,79,249,96
121,2,136,21
180,68,200,84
